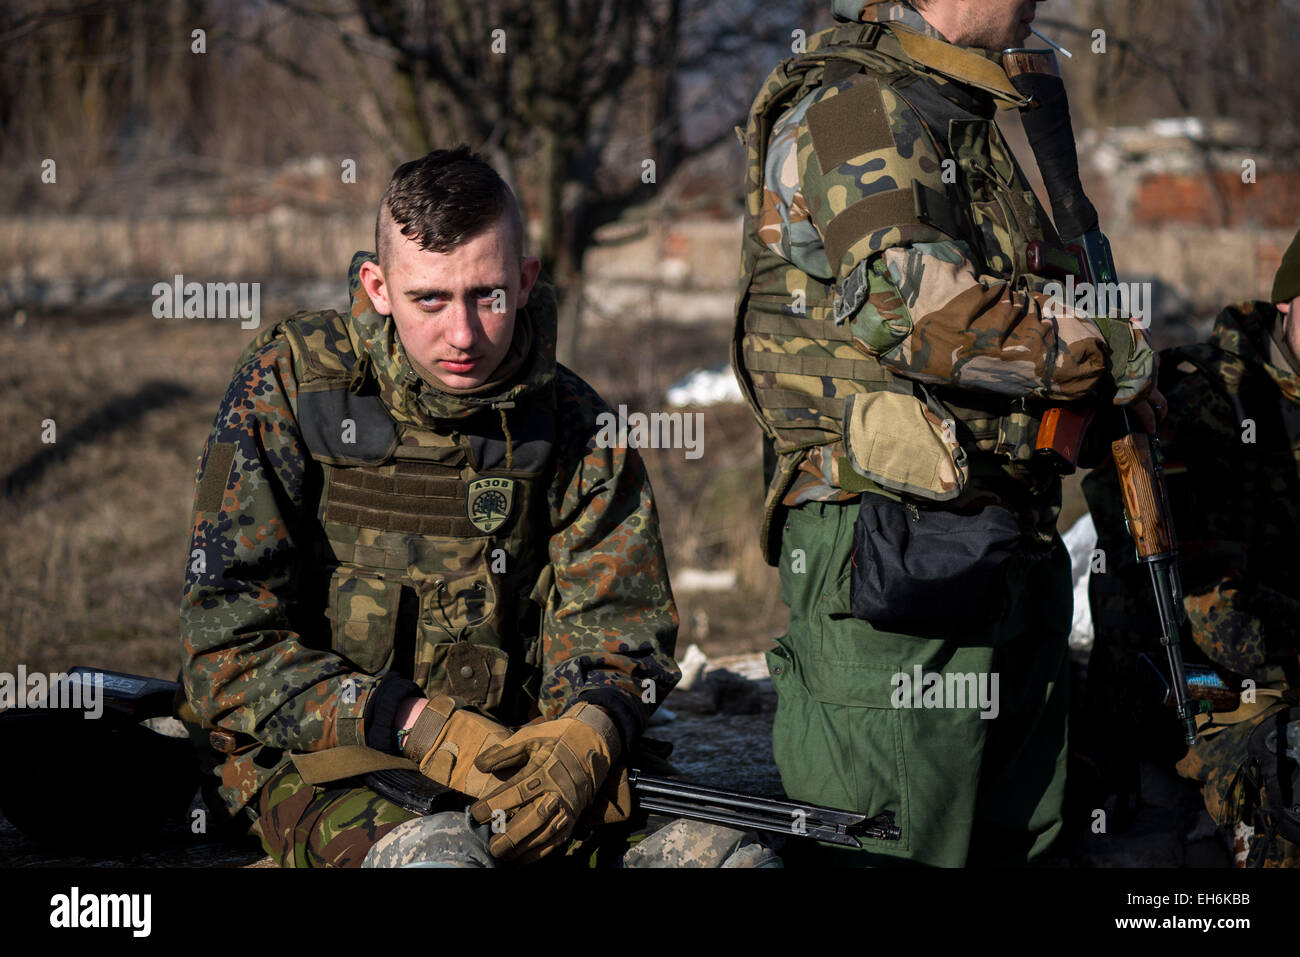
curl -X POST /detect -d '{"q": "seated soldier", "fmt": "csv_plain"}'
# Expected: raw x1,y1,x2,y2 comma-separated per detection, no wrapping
178,146,776,868
1084,227,1300,867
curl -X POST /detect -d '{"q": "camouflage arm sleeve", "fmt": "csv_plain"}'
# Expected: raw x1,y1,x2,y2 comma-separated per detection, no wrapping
779,77,1111,401
538,369,681,741
180,342,379,751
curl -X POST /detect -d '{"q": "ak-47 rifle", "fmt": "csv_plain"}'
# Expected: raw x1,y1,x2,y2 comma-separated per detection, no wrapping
1000,45,1200,745
3,667,901,849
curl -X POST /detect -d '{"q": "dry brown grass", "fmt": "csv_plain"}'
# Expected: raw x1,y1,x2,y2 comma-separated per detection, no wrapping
1,309,255,677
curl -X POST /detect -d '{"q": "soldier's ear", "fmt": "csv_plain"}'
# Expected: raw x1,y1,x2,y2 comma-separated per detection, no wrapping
359,260,393,316
517,256,542,308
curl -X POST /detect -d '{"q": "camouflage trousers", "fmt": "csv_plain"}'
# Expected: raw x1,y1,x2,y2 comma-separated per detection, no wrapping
1177,715,1300,868
250,764,781,868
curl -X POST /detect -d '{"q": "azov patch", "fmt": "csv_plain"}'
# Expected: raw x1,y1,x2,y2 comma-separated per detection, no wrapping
466,477,515,533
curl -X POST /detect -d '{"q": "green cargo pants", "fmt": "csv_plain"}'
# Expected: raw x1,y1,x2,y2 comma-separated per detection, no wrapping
769,500,1071,867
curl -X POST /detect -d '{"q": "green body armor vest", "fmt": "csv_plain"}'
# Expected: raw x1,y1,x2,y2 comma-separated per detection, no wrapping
732,22,1060,557
250,310,554,727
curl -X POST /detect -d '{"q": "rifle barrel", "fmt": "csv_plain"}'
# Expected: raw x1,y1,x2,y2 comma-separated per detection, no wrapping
628,770,902,845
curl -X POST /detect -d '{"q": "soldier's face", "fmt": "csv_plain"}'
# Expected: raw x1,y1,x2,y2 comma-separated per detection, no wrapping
363,215,541,390
931,0,1043,49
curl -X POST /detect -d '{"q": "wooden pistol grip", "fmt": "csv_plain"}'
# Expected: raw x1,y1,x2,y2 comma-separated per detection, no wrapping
1111,432,1174,559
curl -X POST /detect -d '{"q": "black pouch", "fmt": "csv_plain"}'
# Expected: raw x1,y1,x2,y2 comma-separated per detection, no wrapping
1246,706,1300,845
849,492,1022,626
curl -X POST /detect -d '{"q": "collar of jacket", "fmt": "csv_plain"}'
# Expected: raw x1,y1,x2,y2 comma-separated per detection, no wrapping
1213,300,1300,404
340,250,558,426
842,1,1031,114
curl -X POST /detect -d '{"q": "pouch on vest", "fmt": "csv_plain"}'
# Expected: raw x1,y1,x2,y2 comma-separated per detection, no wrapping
1247,706,1300,845
841,389,968,502
849,492,1020,626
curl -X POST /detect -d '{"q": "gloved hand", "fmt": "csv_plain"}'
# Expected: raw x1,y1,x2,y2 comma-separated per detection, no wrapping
581,766,635,828
468,702,621,865
400,695,513,799
1097,315,1156,407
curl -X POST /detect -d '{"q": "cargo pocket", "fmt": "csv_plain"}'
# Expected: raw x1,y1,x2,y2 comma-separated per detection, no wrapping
328,569,401,674
841,390,968,502
768,583,913,854
418,640,510,710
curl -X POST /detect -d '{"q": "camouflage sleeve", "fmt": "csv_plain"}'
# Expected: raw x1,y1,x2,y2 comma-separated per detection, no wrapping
179,341,379,752
777,75,1111,401
537,367,681,744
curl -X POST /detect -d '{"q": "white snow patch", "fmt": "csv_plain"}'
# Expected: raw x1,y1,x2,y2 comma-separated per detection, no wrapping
677,643,710,691
674,568,738,592
665,363,745,408
1062,513,1098,651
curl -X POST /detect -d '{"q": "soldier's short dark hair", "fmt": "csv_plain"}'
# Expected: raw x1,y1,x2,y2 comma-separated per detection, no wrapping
376,146,523,266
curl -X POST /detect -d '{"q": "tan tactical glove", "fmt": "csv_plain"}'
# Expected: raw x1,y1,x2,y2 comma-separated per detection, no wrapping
400,695,513,799
581,766,635,828
468,702,621,865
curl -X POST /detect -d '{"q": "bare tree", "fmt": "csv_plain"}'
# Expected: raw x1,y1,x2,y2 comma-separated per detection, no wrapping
251,0,810,362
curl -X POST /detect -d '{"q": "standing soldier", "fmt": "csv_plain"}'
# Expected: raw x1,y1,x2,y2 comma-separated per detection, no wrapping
732,0,1159,865
1085,229,1300,867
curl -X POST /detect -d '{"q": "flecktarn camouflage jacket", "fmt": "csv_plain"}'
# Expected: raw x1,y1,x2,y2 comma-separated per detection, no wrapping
180,251,680,815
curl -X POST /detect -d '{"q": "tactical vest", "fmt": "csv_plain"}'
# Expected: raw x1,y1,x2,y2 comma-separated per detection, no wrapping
733,21,1058,542
248,310,555,727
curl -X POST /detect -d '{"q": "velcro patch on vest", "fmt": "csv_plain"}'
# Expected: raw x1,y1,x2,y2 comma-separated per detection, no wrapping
196,442,237,513
824,187,919,272
466,477,515,534
324,461,479,537
806,75,892,173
